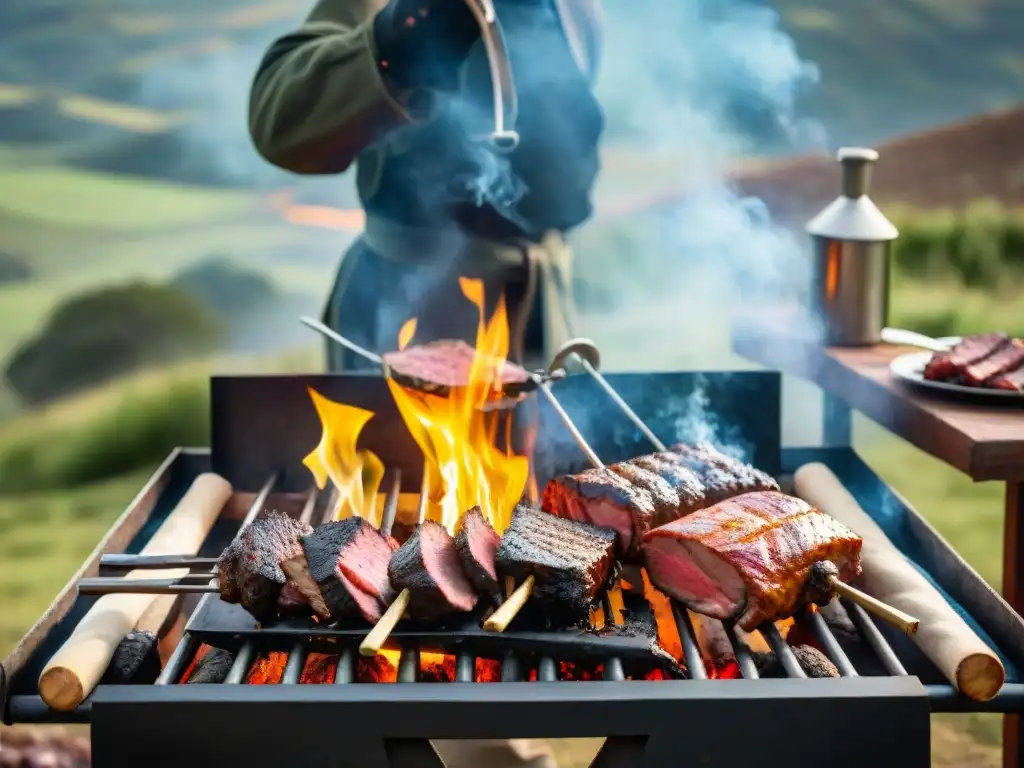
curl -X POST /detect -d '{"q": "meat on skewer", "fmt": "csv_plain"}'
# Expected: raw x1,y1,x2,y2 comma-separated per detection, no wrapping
489,505,617,628
455,506,502,600
388,521,480,622
642,491,862,631
218,511,313,621
381,338,533,396
923,332,1009,381
543,443,778,559
296,517,398,624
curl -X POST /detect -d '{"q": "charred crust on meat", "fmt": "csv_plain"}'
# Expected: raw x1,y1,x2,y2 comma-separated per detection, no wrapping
496,505,617,624
218,511,312,621
388,520,478,622
454,506,502,600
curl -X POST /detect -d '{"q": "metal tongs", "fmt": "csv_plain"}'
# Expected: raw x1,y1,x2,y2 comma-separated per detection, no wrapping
465,0,519,151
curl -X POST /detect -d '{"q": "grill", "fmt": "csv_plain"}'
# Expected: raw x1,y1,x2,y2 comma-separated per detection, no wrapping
3,370,1024,768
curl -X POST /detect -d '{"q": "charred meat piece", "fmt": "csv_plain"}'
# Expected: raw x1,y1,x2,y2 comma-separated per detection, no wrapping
389,520,479,622
185,648,236,684
989,363,1024,392
381,339,531,396
669,443,780,504
923,332,1009,381
455,506,502,598
218,511,313,621
299,517,397,624
642,491,862,631
100,630,161,685
495,505,617,623
542,466,654,557
961,340,1024,386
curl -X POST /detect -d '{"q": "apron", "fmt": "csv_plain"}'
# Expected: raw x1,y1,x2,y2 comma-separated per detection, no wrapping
321,215,578,372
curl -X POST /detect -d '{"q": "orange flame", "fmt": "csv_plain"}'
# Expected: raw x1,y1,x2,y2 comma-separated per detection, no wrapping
398,318,417,351
385,279,529,534
303,387,385,524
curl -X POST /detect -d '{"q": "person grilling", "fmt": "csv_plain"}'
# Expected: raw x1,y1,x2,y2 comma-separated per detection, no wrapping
249,0,604,764
248,0,605,373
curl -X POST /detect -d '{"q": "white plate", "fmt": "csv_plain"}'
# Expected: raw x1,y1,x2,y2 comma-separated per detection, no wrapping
889,337,1024,402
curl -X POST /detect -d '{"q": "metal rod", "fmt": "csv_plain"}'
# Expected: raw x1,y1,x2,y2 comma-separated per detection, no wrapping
842,598,907,676
224,642,257,684
579,358,667,452
724,623,759,679
533,377,604,468
501,651,521,681
282,643,307,684
455,652,475,682
78,578,218,595
298,487,319,526
671,603,707,680
155,633,198,685
100,554,220,570
602,657,625,682
380,469,402,538
398,648,420,683
537,657,557,682
804,610,858,677
761,622,806,678
335,648,355,684
301,316,383,366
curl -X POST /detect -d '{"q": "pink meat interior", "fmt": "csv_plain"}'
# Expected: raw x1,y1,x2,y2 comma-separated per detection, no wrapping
644,537,745,620
583,498,633,553
422,527,478,613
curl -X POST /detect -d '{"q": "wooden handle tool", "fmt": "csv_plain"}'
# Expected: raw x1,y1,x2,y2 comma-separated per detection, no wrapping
39,473,232,710
794,463,1005,701
483,575,534,633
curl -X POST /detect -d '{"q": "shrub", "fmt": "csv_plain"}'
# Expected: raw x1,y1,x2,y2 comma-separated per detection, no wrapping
3,282,223,406
170,257,278,319
0,251,33,285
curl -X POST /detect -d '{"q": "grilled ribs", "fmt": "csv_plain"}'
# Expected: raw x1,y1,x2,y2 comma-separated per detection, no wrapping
990,365,1024,392
218,511,313,621
298,517,397,624
923,333,1008,381
455,506,502,599
388,520,479,622
642,491,862,631
495,504,617,624
542,443,778,558
962,339,1024,387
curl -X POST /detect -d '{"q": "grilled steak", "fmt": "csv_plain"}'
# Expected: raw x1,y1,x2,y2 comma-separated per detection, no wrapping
455,506,502,598
495,505,617,623
389,520,479,621
381,339,531,395
299,517,397,624
669,443,780,504
923,333,1009,381
989,364,1024,392
218,511,313,621
642,491,862,631
185,648,236,684
100,630,160,685
962,340,1024,386
542,444,775,558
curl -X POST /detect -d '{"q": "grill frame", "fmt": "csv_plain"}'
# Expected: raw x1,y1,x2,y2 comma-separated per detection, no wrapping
3,370,1024,768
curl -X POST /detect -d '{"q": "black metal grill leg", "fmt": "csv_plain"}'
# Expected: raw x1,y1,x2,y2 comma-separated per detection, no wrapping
589,736,648,768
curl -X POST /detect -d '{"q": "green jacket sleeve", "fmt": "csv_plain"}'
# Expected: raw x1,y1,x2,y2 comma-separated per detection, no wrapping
249,0,424,174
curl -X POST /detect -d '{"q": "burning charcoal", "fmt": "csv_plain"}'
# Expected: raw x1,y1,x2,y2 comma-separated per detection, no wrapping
381,339,532,395
642,492,861,631
185,648,236,684
495,505,617,624
218,511,313,621
388,521,478,622
301,517,397,624
669,443,780,505
455,507,501,599
753,645,839,679
100,629,161,685
923,332,1008,381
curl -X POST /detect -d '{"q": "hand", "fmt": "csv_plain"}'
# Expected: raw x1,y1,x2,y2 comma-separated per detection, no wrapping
373,0,482,93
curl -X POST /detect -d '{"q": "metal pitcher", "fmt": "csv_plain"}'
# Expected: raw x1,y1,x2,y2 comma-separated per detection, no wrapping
806,147,899,346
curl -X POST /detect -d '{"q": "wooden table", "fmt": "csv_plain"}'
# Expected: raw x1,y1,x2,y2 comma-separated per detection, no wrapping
733,333,1024,767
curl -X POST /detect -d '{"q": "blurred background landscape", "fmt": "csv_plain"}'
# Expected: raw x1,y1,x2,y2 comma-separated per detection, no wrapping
1,0,1023,764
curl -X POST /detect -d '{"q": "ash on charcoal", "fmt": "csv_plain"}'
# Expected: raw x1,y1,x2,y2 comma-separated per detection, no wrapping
753,645,839,678
496,505,617,624
301,517,396,624
455,506,501,599
185,648,236,684
100,629,161,685
218,510,313,621
389,520,478,621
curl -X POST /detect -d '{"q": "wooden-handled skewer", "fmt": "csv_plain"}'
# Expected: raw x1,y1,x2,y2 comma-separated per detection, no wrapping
829,573,920,635
359,470,414,657
483,576,535,632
